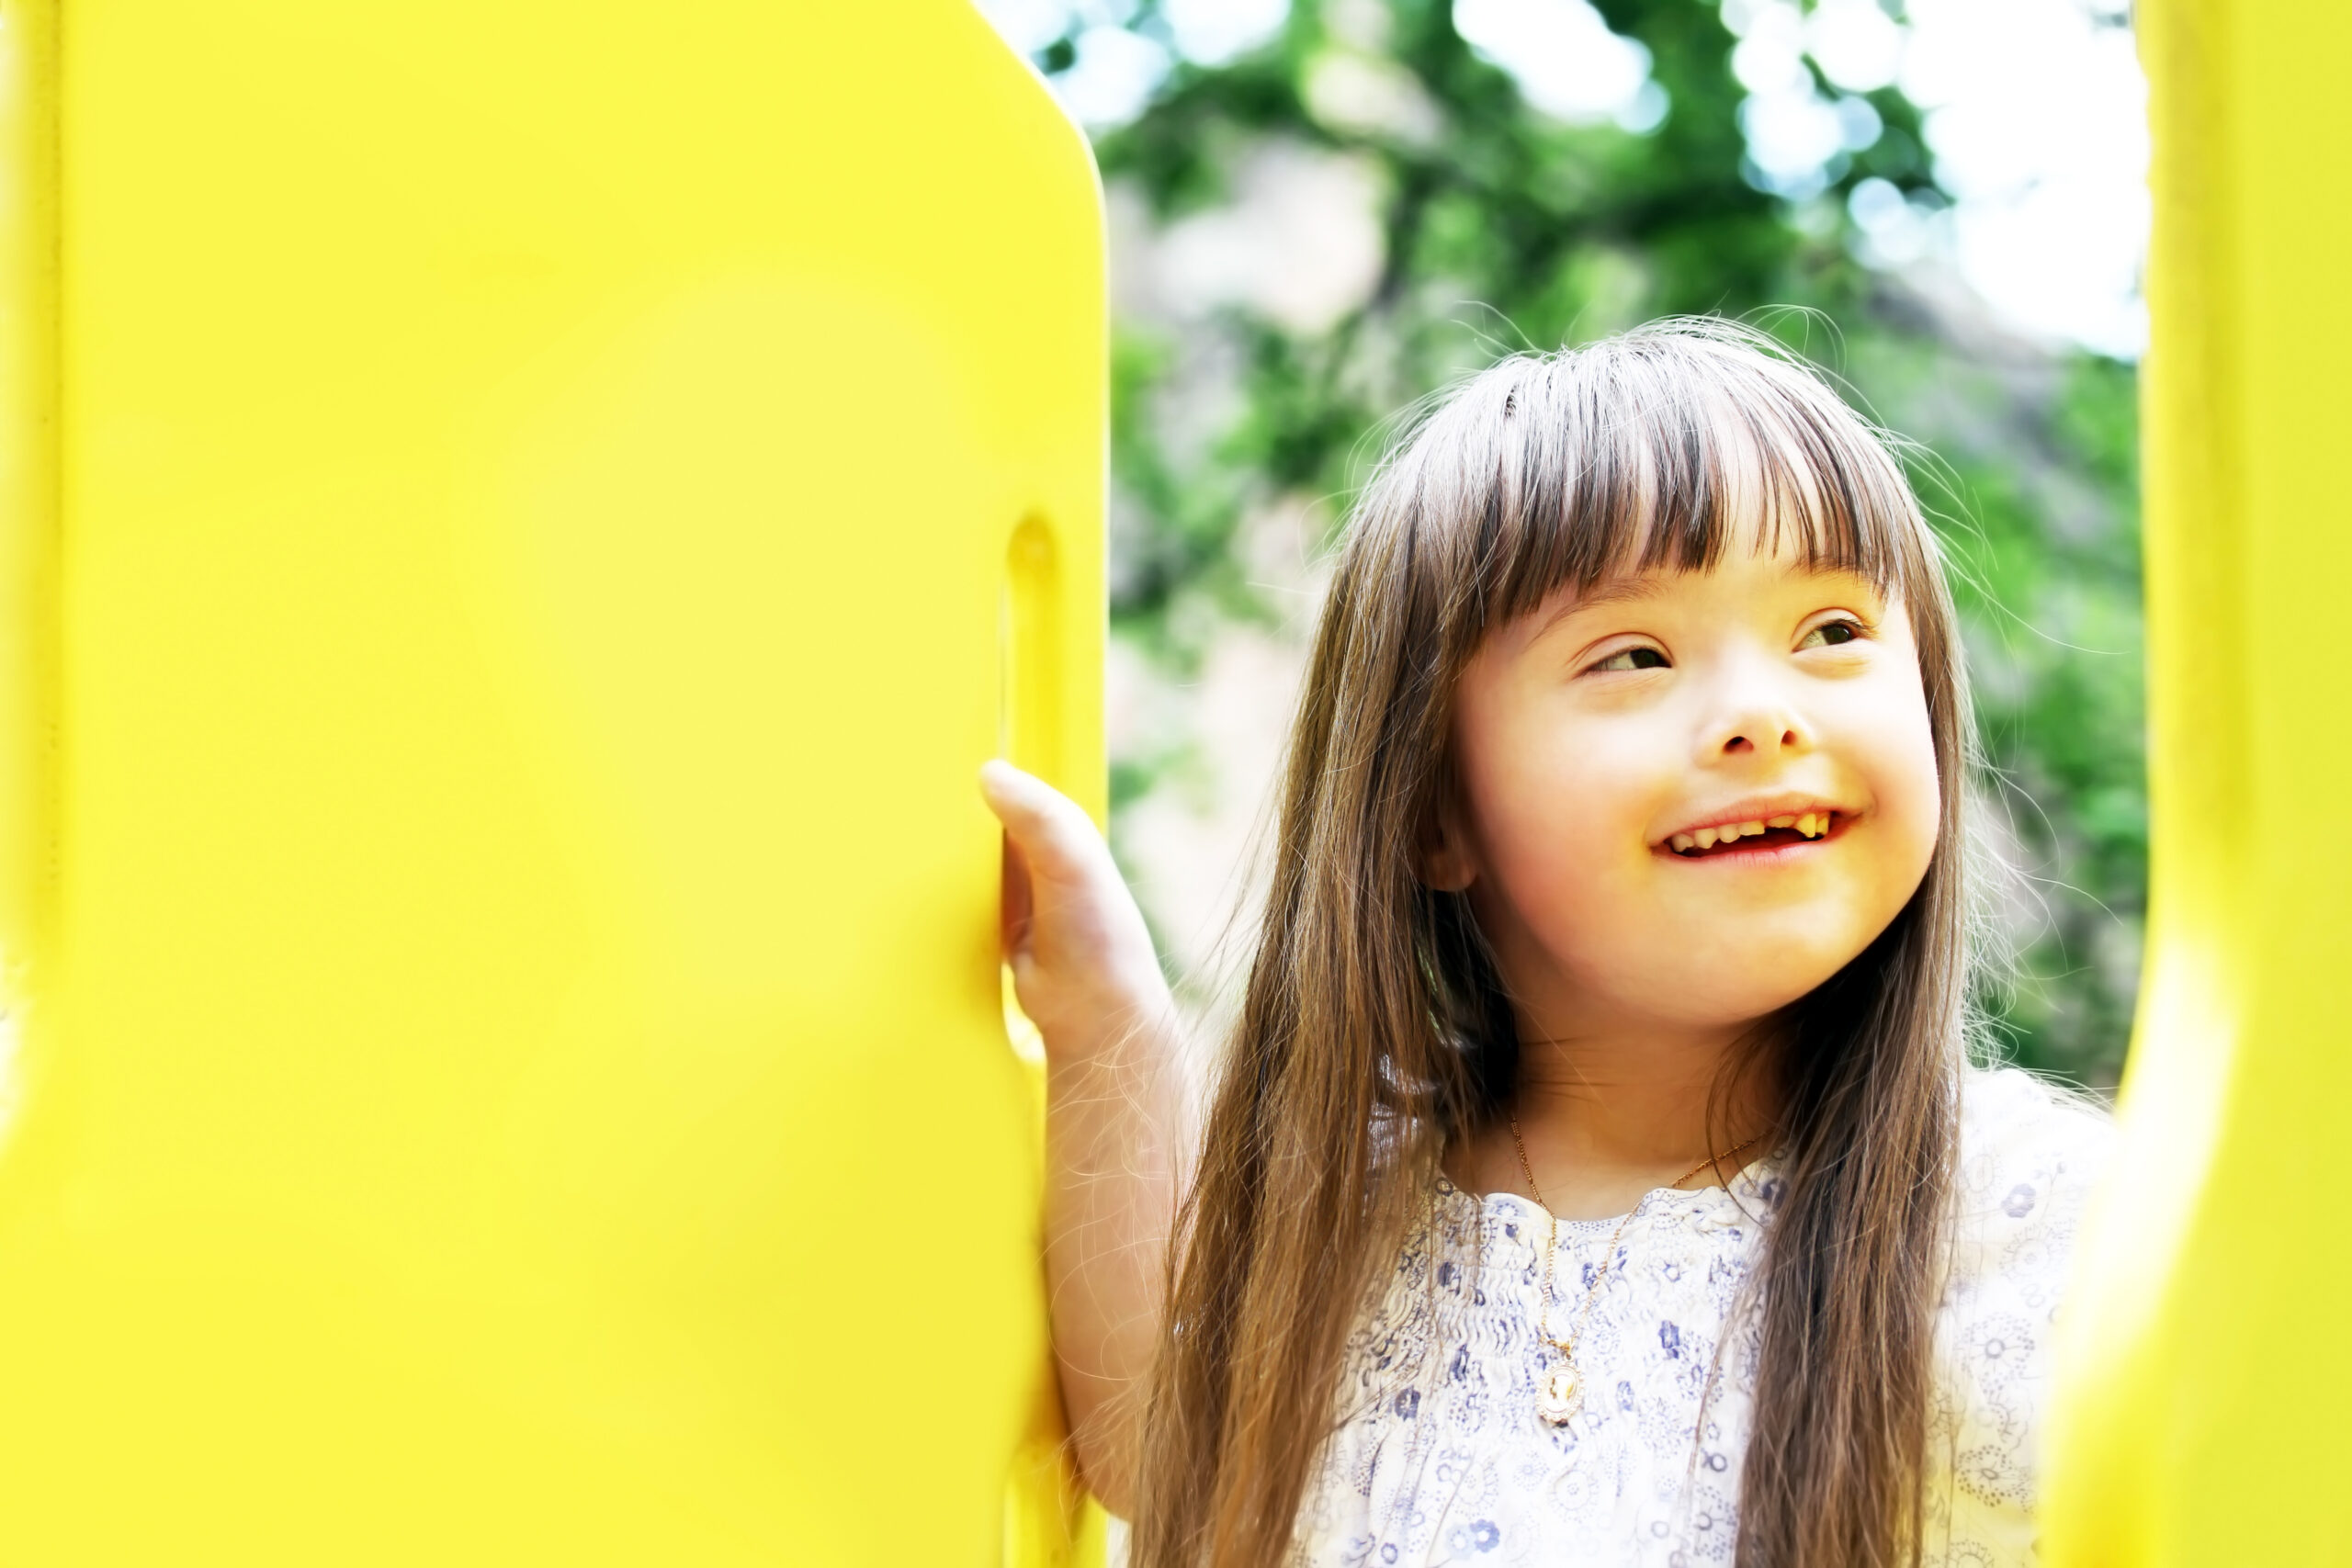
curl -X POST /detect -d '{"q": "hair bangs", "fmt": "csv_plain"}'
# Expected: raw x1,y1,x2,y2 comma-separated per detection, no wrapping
1453,323,1928,636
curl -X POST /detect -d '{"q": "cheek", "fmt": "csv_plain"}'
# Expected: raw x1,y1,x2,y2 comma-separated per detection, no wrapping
1461,716,1673,925
1870,693,1945,901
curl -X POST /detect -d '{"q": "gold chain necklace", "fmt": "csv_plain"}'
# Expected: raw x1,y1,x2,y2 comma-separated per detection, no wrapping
1507,1116,1768,1427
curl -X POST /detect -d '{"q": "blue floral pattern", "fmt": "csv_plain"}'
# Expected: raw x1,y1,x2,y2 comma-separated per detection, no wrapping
1293,1069,2111,1566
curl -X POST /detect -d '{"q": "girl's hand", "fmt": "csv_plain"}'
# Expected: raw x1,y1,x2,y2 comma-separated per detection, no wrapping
979,759,1172,1056
979,759,1185,1516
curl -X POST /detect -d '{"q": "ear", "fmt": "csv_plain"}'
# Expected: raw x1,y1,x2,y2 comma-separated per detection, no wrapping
1415,785,1479,893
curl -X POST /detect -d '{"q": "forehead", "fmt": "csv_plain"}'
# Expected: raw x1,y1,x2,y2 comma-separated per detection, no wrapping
1603,467,1881,581
1550,536,1883,620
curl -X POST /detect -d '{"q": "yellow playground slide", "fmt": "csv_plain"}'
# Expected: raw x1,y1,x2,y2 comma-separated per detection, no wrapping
0,2,1103,1563
2042,0,2352,1562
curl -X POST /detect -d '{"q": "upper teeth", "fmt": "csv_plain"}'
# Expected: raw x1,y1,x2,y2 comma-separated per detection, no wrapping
1669,813,1831,853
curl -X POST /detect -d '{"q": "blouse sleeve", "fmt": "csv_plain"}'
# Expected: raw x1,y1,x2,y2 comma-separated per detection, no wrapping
1928,1067,2117,1567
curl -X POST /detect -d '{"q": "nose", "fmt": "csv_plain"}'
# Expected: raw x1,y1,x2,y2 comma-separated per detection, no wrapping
1697,660,1814,765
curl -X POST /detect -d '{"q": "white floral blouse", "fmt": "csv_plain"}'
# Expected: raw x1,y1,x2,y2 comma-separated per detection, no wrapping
1294,1068,2112,1567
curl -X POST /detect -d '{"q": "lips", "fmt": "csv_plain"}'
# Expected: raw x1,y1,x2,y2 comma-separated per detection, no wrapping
1660,809,1844,858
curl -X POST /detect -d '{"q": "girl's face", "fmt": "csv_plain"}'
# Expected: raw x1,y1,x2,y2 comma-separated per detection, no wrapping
1428,533,1942,1038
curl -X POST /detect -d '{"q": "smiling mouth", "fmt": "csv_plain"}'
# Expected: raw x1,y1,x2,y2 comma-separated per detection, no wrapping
1666,812,1841,857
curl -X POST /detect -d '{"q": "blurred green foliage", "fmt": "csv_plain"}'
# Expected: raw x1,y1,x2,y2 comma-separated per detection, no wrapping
1083,0,2143,1086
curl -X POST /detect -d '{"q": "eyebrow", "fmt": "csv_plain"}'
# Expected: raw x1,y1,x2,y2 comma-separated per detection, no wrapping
1570,577,1668,612
1532,576,1667,639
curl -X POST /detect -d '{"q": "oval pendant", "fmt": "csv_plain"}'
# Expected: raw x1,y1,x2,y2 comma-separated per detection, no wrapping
1536,1363,1581,1426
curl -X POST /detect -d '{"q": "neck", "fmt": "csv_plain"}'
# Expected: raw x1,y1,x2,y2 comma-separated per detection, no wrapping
1478,1011,1782,1219
1517,1017,1773,1162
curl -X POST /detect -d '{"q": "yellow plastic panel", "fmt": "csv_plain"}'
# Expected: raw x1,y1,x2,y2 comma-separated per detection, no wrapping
2042,1,2352,1561
0,4,1105,1564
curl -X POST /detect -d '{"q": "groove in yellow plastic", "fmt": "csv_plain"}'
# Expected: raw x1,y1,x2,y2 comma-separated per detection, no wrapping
0,3,1106,1563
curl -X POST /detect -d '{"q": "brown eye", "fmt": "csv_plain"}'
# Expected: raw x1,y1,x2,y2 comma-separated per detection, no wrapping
1800,618,1864,649
1593,646,1669,672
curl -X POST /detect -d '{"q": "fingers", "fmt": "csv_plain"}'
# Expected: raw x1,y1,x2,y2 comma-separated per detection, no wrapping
978,759,1172,1040
979,759,1109,891
978,757,1066,829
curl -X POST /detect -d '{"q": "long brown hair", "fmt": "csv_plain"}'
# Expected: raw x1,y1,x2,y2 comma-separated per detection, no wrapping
1131,321,1973,1568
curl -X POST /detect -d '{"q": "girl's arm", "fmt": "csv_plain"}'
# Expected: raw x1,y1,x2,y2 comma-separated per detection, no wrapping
980,761,1189,1518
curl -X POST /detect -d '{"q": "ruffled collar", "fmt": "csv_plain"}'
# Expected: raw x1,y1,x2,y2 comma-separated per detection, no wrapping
1432,1157,1786,1247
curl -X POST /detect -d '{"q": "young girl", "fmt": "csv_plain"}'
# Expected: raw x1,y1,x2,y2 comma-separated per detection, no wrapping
982,321,2111,1567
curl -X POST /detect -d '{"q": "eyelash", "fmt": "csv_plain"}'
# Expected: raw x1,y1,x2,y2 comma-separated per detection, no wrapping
1589,645,1668,673
1799,615,1871,649
1583,615,1872,673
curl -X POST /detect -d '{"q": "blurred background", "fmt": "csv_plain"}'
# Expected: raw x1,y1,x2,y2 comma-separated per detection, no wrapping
979,0,2147,1089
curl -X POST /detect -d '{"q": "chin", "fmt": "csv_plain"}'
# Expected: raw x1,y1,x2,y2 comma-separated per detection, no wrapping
1611,954,1858,1031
